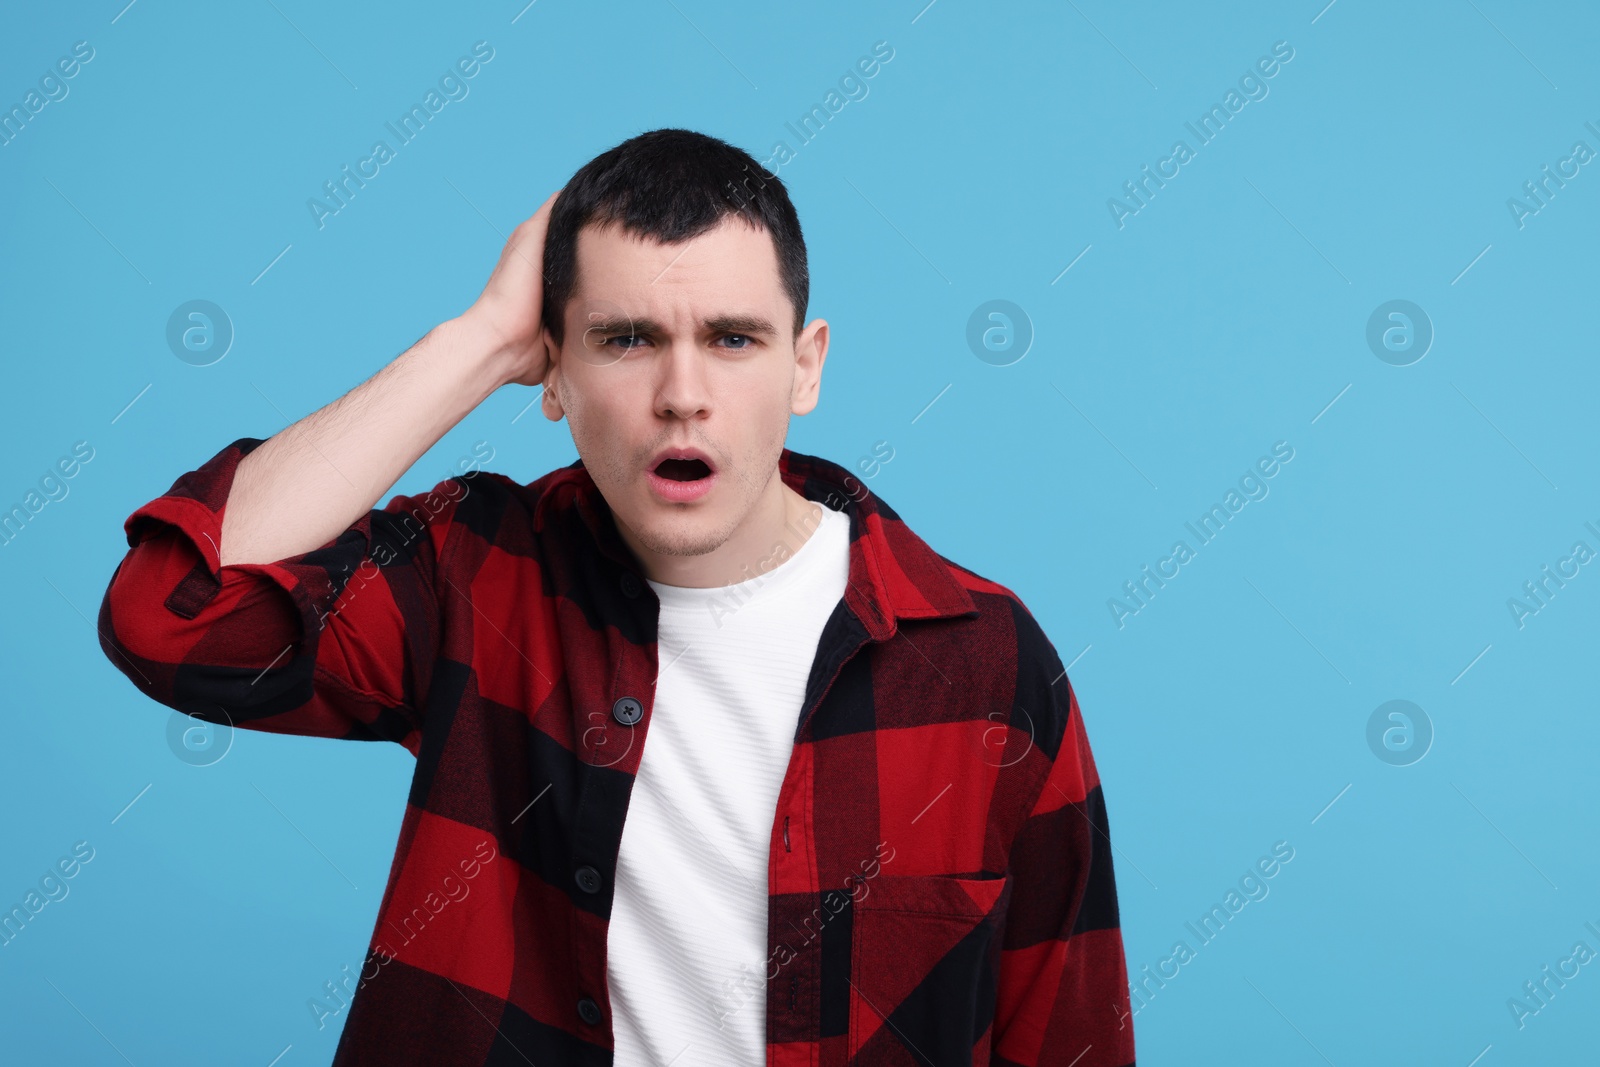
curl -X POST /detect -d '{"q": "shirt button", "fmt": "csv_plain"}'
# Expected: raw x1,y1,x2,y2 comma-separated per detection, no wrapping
620,571,641,598
612,697,643,725
574,865,602,893
577,996,602,1025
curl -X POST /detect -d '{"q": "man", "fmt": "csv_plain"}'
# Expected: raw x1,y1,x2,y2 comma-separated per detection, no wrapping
98,128,1136,1066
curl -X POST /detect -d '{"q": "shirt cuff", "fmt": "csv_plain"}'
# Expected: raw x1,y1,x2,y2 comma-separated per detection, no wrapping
121,436,266,619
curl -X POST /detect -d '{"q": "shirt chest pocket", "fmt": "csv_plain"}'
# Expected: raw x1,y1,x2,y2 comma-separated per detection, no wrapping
847,873,1009,1064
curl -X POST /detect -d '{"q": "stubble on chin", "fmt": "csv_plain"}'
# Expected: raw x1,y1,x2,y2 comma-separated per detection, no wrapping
630,516,735,559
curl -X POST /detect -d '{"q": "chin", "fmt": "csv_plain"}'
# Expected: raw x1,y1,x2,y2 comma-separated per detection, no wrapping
632,521,729,559
623,494,732,555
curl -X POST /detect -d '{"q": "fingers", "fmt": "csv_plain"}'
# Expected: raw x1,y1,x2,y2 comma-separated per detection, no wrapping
511,189,561,264
485,190,562,301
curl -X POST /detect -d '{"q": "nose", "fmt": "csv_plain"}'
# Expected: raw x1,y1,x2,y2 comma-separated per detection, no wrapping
653,338,711,421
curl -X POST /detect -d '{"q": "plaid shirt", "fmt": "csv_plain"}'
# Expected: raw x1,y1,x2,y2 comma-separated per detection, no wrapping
98,436,1136,1067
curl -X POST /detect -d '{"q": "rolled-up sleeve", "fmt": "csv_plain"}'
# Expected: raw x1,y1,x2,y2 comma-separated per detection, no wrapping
97,436,466,756
992,672,1136,1066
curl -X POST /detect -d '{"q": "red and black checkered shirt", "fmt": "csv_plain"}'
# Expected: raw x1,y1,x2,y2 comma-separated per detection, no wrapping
98,436,1136,1066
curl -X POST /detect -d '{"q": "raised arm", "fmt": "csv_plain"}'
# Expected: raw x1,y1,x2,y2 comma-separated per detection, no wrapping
222,190,560,565
98,192,560,751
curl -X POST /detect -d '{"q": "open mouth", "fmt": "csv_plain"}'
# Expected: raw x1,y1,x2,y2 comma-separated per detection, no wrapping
646,450,718,503
653,457,712,481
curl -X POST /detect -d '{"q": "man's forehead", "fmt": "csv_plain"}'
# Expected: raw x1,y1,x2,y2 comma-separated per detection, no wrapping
567,216,787,327
572,216,778,286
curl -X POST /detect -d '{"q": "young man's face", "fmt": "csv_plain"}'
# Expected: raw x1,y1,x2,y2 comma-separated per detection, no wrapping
541,215,828,581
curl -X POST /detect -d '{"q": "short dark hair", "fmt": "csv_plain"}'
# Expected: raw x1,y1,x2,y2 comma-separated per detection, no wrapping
541,128,809,348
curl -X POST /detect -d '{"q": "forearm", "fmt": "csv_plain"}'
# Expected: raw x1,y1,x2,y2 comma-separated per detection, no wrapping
219,315,514,567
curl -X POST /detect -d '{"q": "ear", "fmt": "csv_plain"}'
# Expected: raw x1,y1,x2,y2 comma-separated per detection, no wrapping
541,329,566,422
790,318,829,416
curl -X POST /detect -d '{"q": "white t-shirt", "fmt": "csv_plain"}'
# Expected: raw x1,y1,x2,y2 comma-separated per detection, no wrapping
608,501,852,1066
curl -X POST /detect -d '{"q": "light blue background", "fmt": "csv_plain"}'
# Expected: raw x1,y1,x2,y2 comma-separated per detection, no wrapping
3,1,1596,1063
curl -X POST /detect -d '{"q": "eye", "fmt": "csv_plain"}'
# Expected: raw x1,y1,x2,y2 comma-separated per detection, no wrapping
719,334,755,350
603,335,648,350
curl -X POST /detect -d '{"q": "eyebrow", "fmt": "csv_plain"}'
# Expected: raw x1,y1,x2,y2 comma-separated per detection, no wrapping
581,314,779,338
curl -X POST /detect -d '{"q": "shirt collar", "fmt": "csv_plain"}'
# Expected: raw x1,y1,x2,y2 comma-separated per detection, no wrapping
560,447,978,640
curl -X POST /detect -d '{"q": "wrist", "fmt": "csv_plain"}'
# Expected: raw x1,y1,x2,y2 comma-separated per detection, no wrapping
431,313,519,392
